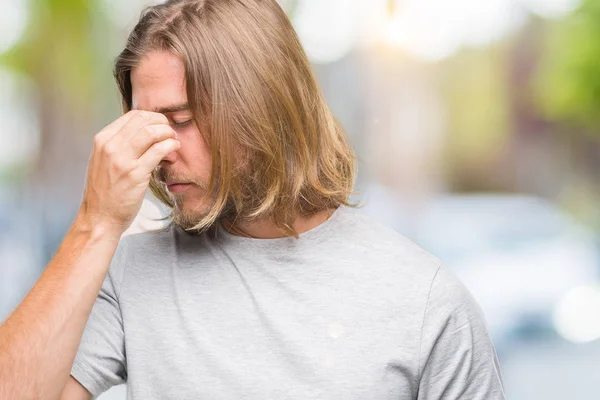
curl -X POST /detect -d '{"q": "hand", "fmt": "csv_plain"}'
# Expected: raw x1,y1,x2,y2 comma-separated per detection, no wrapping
78,110,180,235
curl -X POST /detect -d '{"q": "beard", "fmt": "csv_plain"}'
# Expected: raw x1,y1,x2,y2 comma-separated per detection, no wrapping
154,166,212,231
172,190,239,233
154,167,236,233
171,193,213,231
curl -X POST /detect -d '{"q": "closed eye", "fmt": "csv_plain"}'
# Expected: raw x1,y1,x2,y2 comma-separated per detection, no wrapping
172,120,192,129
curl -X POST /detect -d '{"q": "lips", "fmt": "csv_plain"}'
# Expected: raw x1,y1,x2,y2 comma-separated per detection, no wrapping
166,183,192,193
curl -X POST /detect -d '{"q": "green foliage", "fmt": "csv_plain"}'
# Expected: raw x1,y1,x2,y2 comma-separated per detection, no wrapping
0,0,120,181
535,0,600,134
440,45,513,164
0,0,112,108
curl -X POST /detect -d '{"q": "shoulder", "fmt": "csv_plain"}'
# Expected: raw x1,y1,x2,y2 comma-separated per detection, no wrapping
417,267,504,398
343,210,477,315
105,226,180,289
424,265,488,331
119,225,176,252
113,226,176,264
329,207,450,320
336,206,443,279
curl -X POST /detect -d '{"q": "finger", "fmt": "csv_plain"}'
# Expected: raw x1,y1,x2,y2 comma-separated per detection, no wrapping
94,110,139,143
137,138,181,173
110,110,170,146
129,124,177,158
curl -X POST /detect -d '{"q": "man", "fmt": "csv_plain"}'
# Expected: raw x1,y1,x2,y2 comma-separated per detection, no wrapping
0,0,505,399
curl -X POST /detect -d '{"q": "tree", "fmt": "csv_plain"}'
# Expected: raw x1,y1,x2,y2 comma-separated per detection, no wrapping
535,0,600,136
0,0,119,263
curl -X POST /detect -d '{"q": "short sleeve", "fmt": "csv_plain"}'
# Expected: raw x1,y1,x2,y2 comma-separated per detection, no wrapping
70,241,128,396
417,266,506,400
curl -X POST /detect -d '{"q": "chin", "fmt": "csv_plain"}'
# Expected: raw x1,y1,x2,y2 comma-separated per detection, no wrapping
172,198,213,230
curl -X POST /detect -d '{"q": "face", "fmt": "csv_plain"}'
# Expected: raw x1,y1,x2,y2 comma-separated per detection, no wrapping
131,50,213,229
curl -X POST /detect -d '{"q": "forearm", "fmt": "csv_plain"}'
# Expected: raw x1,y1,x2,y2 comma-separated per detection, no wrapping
0,213,122,399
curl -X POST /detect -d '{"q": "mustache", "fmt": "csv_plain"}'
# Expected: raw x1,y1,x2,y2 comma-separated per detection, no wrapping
153,167,204,188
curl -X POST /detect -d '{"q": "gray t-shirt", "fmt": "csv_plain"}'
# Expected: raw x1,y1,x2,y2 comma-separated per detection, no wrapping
71,206,505,399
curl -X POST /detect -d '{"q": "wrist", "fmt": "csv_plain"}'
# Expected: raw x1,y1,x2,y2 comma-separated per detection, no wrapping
73,210,125,242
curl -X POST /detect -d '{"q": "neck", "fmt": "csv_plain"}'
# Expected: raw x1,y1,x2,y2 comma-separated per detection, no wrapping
221,208,336,239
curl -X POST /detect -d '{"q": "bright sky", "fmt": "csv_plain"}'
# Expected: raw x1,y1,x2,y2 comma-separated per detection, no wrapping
293,0,582,63
0,0,583,166
0,0,583,64
0,0,28,54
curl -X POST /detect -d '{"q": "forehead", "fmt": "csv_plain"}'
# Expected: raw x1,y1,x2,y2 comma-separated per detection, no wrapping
131,50,188,112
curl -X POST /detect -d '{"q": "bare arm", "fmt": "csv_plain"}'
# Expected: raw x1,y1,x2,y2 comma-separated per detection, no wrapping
0,110,180,399
0,215,120,400
61,377,93,400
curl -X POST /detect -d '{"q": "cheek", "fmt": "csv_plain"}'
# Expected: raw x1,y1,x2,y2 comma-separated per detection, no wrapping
177,130,212,177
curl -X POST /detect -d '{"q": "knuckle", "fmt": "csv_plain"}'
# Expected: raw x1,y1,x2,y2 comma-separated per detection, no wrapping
143,124,159,137
103,142,116,155
126,110,142,121
129,164,145,181
125,166,138,178
110,159,124,173
137,110,150,121
113,158,132,174
93,134,103,148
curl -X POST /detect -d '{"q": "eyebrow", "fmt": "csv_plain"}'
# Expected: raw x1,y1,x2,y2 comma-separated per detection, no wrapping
149,103,190,114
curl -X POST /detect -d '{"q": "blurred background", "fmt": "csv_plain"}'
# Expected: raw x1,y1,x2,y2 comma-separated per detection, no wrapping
1,0,600,398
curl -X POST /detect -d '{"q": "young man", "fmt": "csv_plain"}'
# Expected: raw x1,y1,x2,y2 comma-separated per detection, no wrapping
0,0,505,399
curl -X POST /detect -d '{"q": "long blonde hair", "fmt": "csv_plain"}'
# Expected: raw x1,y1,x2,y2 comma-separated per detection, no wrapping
114,0,356,235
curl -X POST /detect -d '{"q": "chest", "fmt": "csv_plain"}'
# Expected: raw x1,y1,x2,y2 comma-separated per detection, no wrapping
120,259,420,399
